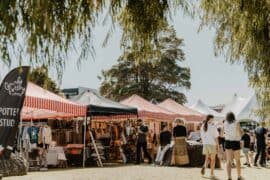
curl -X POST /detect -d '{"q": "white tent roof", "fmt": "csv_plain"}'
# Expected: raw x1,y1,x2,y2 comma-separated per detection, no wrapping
221,94,247,116
190,99,224,120
222,94,260,122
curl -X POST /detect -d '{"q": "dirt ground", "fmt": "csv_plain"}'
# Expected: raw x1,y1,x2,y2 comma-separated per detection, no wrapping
4,163,270,180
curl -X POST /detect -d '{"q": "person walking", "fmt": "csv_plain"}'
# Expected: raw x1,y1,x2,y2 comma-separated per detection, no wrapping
155,124,172,165
241,129,251,167
217,124,226,164
200,115,219,179
249,131,255,165
224,112,242,180
135,119,152,164
254,121,268,167
171,118,189,166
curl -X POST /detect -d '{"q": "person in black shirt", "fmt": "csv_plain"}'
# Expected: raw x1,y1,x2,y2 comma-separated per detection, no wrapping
155,124,172,165
241,129,251,167
254,121,268,167
173,123,187,137
135,119,152,164
171,118,189,165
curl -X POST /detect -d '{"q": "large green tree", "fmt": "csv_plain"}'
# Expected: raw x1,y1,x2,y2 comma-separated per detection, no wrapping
200,0,270,117
99,27,191,104
29,65,59,94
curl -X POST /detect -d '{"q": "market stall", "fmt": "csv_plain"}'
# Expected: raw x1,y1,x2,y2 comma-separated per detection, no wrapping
19,82,87,170
70,90,138,165
121,95,212,167
120,95,181,159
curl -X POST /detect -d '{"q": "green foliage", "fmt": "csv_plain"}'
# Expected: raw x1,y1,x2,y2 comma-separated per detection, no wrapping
29,65,59,94
99,26,191,104
200,0,270,118
0,0,97,72
0,0,192,72
109,0,193,64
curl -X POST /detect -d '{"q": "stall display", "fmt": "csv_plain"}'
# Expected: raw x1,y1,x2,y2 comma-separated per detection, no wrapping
186,141,220,168
18,119,90,169
65,144,84,166
90,119,143,164
46,146,65,166
48,120,83,145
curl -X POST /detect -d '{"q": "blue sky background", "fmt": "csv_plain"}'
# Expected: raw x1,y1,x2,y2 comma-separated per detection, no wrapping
0,9,253,106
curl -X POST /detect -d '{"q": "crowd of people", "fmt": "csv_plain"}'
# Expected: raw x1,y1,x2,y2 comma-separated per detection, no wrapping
201,112,269,180
134,112,269,180
135,118,190,166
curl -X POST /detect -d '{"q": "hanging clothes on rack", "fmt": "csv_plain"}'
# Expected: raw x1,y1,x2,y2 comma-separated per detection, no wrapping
38,125,52,148
28,126,39,144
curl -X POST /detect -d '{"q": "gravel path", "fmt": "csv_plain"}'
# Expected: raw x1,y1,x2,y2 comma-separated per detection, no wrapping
5,164,270,180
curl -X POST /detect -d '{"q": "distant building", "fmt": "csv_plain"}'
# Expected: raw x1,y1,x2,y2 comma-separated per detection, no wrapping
62,87,98,99
209,104,225,113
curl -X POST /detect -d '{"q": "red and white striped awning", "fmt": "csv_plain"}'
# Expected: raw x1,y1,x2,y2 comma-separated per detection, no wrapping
22,82,87,120
158,98,205,122
120,95,179,121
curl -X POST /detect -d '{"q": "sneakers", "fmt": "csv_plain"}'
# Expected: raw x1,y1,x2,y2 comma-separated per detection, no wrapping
201,167,205,175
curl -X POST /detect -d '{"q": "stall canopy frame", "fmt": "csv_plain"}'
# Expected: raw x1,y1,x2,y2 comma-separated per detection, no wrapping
158,98,204,122
120,94,178,121
71,90,138,117
23,82,87,119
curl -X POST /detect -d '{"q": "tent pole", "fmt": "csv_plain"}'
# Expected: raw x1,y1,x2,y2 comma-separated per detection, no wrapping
19,116,23,157
83,115,87,168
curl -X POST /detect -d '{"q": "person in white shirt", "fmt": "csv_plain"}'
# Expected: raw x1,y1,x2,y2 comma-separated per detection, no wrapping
200,114,219,178
224,112,242,180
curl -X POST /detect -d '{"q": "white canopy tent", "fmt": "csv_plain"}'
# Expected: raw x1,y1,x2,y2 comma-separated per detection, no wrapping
222,94,260,123
190,99,224,121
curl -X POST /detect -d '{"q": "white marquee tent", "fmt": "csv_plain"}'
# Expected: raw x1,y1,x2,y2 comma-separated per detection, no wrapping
190,99,224,121
222,94,260,122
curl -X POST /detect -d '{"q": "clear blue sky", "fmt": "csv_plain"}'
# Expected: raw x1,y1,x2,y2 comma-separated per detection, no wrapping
0,10,253,106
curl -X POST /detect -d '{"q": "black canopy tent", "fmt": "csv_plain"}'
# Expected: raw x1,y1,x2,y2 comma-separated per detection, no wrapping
70,89,137,167
87,105,137,116
71,90,138,116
